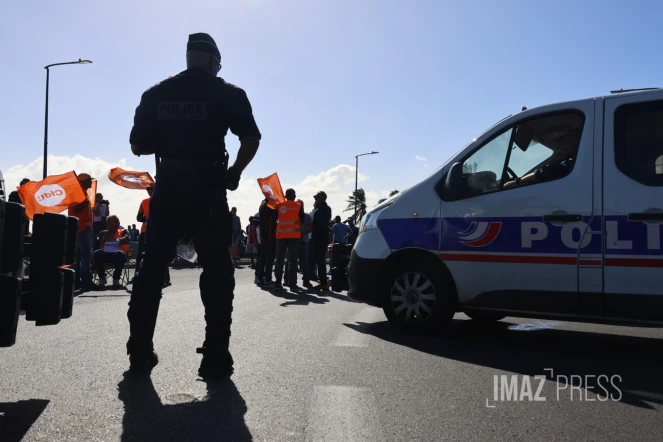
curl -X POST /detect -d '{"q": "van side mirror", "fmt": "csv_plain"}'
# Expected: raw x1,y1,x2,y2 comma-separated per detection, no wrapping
445,162,466,195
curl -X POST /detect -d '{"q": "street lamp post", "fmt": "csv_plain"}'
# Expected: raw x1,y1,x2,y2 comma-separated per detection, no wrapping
43,59,93,178
354,151,379,223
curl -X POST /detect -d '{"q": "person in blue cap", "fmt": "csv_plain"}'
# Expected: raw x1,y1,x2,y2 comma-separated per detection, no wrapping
127,32,261,378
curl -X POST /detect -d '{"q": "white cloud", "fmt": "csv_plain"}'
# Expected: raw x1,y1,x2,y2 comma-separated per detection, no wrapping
5,156,390,229
415,155,427,161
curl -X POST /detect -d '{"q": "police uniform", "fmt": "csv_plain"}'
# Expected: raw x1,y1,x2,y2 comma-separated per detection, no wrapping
127,33,261,376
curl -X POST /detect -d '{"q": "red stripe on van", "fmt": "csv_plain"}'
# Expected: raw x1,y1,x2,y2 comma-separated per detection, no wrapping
439,253,577,265
605,257,663,268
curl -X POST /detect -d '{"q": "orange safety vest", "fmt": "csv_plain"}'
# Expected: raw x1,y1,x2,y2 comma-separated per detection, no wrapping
275,200,302,239
100,229,130,252
68,200,93,232
139,198,150,233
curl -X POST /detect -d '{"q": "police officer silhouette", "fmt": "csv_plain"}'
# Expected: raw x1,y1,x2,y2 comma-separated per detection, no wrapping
128,33,261,377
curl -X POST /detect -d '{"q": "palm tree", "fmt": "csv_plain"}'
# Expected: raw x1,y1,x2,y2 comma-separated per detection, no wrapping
345,188,367,223
377,189,400,205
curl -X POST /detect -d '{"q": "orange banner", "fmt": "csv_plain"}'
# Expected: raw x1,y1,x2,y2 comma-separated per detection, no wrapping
108,167,154,190
17,171,88,221
257,173,285,209
87,180,97,208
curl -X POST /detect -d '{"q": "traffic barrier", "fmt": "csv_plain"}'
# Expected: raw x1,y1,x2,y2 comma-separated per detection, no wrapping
0,203,79,346
0,275,21,347
30,213,69,326
0,201,25,274
330,243,352,292
60,267,75,319
0,200,5,259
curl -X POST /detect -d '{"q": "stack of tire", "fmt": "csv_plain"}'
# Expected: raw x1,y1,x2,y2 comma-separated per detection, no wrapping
330,243,353,293
0,202,78,347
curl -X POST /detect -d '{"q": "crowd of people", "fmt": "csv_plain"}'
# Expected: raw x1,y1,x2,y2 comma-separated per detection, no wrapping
6,171,360,294
241,189,359,291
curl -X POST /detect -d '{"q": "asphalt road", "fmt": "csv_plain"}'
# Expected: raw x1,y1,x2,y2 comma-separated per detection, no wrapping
2,266,663,441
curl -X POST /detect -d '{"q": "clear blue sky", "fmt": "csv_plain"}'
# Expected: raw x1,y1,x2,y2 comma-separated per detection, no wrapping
2,0,662,211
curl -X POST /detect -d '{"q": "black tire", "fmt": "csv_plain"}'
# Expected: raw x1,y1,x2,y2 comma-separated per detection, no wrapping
465,311,506,323
382,259,456,333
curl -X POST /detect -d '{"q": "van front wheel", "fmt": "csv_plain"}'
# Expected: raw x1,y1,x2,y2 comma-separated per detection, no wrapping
382,260,455,333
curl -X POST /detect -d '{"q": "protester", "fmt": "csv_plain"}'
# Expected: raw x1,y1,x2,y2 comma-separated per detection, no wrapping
346,218,359,245
8,178,29,204
308,206,318,281
230,207,242,267
331,215,351,244
311,191,332,290
273,189,305,290
136,185,154,271
246,216,258,268
8,178,30,236
252,214,261,269
94,215,130,288
130,224,139,241
68,173,96,292
256,199,277,286
286,200,312,288
92,193,108,250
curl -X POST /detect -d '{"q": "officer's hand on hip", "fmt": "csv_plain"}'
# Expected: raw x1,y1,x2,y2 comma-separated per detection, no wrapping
226,165,241,191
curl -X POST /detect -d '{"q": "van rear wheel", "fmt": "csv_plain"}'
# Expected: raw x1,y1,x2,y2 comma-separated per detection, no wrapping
382,260,455,333
465,311,506,323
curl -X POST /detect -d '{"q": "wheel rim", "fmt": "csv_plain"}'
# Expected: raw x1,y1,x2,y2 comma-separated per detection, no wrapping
389,272,436,324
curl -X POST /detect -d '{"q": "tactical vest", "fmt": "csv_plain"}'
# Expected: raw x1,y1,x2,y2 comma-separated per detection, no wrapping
154,70,230,162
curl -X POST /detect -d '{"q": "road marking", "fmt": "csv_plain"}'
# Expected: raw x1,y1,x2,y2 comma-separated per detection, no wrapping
309,386,383,442
331,308,384,347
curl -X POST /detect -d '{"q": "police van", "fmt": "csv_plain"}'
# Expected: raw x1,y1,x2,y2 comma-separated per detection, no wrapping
348,88,663,333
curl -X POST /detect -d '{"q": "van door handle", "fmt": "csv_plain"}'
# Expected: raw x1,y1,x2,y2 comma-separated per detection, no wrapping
628,212,663,221
543,214,582,222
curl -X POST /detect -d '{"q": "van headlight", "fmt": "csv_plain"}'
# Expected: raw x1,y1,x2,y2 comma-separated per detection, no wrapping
359,201,394,235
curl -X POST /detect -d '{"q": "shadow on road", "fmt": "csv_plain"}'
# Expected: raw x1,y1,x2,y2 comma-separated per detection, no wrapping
265,287,330,307
0,399,50,442
345,318,663,409
117,373,252,441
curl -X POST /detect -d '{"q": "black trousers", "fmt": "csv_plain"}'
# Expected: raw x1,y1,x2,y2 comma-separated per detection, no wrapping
275,238,299,286
312,239,328,284
256,241,275,282
127,166,234,356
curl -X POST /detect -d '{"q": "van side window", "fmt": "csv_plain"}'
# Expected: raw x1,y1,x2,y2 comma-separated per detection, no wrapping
615,100,663,186
461,129,512,194
459,111,585,197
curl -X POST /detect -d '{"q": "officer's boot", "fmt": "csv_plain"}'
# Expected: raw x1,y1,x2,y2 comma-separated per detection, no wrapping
126,337,159,373
197,339,234,379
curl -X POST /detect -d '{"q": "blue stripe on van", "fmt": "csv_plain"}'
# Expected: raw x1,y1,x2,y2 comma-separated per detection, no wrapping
378,215,661,257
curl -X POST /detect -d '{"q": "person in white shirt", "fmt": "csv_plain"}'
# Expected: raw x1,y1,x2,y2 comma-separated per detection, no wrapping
92,193,109,250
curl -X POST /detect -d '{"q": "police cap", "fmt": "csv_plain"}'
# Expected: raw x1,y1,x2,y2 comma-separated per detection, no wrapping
187,33,221,60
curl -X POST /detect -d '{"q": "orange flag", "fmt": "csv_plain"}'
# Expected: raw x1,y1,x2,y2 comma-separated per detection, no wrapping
87,179,97,208
18,171,87,220
257,173,285,209
108,167,154,190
